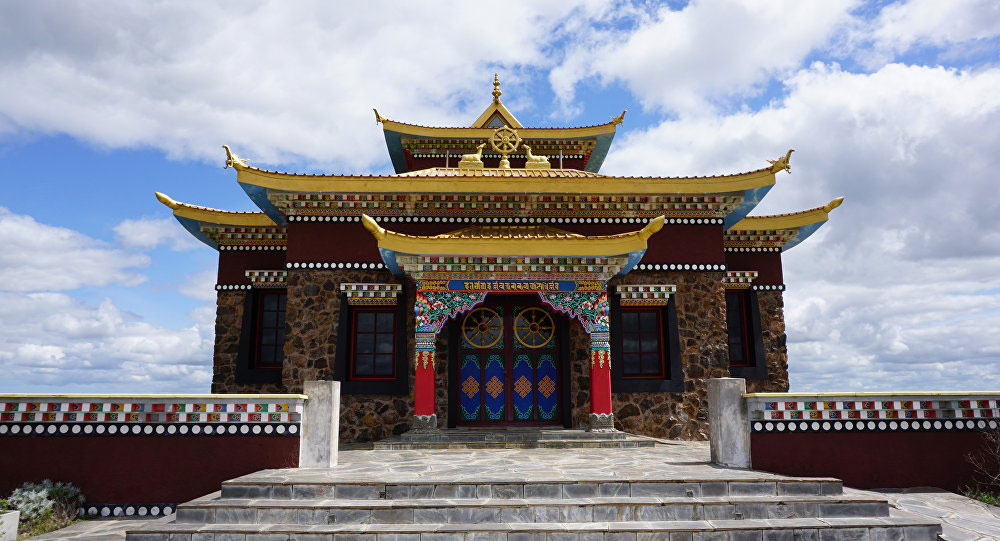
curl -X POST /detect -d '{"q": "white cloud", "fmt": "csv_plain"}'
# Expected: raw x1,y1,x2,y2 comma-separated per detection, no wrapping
603,62,1000,391
113,216,202,251
0,292,213,393
864,0,1000,66
0,207,149,292
178,269,218,302
550,0,857,114
0,1,611,170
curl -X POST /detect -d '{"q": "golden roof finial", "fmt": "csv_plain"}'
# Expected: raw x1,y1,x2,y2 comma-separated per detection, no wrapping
492,73,502,103
154,192,180,210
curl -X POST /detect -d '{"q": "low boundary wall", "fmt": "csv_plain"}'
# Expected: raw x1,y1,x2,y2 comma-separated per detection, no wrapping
1,393,304,517
745,391,1000,491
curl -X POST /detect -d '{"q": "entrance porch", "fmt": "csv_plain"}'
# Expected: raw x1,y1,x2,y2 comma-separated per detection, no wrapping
361,215,667,433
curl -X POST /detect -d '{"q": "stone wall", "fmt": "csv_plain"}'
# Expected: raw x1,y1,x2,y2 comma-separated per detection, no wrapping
211,290,287,394
599,271,731,440
745,290,789,393
213,268,788,442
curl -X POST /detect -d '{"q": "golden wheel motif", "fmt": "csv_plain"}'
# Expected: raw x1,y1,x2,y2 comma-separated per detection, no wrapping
489,126,521,155
513,307,555,348
462,308,503,348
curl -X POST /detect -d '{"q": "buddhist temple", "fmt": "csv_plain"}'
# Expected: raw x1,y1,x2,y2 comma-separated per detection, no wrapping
157,75,842,441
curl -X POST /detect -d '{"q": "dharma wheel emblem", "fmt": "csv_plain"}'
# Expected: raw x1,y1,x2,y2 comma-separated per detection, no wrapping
489,126,521,169
463,307,503,348
514,307,554,348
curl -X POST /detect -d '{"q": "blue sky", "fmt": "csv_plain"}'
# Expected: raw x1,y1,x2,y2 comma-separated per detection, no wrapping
1,0,998,393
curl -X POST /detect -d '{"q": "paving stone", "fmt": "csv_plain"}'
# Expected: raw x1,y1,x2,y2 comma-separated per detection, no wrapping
869,528,904,541
338,485,384,500
730,531,763,541
492,484,524,499
819,528,867,541
257,507,299,524
525,484,563,498
776,483,821,496
728,483,775,497
761,531,794,541
215,508,257,524
562,483,600,498
371,508,414,523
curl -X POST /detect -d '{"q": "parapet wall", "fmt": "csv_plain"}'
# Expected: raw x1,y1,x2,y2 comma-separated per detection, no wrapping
0,394,303,517
745,391,1000,491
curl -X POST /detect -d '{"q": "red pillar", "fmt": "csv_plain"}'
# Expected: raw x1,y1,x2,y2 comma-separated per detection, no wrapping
413,349,435,417
590,348,613,415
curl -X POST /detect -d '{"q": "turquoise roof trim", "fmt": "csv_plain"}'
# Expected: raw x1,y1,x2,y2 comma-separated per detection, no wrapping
724,185,774,229
174,215,218,250
239,182,288,226
783,220,828,252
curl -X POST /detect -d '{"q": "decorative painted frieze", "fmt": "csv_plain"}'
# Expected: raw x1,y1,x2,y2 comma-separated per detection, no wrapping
288,215,725,225
246,270,287,288
723,271,758,289
746,393,1000,433
340,283,402,305
724,230,796,251
398,255,630,280
0,395,304,436
218,244,286,251
273,192,740,220
414,291,487,334
539,291,610,335
616,284,677,306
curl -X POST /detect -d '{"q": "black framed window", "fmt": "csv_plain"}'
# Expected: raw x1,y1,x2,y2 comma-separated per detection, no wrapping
334,285,410,396
621,309,666,378
350,309,396,380
725,289,768,379
235,288,286,384
610,294,683,393
254,291,286,369
726,292,751,367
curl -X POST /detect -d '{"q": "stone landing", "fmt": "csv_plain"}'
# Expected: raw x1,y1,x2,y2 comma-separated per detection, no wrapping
125,443,942,540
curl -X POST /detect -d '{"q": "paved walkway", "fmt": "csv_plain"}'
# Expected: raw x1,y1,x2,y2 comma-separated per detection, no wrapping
30,441,1000,540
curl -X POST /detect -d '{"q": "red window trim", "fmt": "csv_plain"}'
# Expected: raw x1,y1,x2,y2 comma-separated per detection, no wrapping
727,291,753,368
253,290,286,370
349,307,397,381
621,307,667,379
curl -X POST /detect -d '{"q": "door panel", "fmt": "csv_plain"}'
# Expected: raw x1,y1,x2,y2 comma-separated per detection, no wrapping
454,297,560,425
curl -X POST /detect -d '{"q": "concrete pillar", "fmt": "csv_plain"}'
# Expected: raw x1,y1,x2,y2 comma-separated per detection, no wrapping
708,377,751,468
299,380,340,468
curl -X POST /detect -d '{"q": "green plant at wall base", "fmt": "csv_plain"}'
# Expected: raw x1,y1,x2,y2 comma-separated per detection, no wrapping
962,490,999,506
7,480,85,537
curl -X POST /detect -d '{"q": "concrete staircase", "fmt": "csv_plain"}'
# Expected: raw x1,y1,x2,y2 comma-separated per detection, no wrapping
126,468,941,540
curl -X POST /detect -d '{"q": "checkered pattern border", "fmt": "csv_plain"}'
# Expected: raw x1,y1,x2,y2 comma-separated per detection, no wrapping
723,270,758,289
747,395,1000,433
0,396,303,436
616,284,676,306
246,270,287,288
341,282,403,305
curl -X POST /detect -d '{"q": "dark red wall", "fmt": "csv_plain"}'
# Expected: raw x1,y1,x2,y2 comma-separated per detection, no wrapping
725,251,783,283
1,435,298,504
218,250,288,284
751,431,985,491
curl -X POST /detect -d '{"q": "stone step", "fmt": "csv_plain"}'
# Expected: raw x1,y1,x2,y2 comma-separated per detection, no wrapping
126,515,942,540
220,478,844,500
373,438,656,450
174,494,891,525
399,429,630,441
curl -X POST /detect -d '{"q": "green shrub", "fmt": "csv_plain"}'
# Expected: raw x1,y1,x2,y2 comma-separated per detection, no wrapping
7,480,85,536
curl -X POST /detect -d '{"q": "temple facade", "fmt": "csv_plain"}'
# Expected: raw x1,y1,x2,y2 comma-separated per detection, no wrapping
159,76,841,442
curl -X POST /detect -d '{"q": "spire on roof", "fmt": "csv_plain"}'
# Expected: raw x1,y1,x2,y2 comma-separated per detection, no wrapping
492,73,502,103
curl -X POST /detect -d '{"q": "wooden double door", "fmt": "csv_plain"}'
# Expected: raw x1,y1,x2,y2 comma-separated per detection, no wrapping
448,296,567,426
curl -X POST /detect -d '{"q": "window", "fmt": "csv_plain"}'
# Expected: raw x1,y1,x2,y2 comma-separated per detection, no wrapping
725,289,768,379
726,291,752,367
350,309,396,380
610,295,683,393
621,309,665,378
254,291,286,369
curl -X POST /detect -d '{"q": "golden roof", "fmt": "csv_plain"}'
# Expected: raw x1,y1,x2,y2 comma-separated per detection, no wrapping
362,215,664,257
154,192,276,227
226,147,795,196
729,197,844,231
